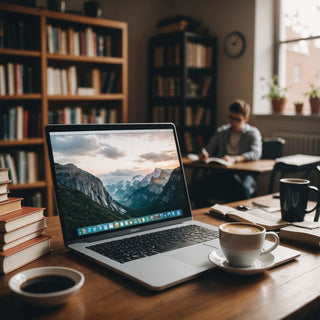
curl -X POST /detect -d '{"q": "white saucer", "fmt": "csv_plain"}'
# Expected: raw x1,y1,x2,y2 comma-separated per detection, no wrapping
208,250,275,275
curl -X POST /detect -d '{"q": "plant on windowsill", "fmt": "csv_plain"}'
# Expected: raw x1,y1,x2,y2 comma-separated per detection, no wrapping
261,75,288,114
293,100,304,114
304,83,320,114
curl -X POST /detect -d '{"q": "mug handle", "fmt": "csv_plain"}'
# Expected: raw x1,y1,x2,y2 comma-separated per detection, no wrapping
260,231,279,256
305,186,320,214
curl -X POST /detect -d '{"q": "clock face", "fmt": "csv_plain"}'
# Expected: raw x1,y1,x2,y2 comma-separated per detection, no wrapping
224,31,246,58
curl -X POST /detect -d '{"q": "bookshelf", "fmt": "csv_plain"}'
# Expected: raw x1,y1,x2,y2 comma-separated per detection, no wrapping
148,31,217,154
0,2,128,216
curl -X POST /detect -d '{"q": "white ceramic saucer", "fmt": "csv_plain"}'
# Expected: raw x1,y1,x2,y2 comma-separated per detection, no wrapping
208,249,275,275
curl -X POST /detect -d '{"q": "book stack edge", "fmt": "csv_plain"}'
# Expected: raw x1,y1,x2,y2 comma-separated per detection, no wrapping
0,168,51,274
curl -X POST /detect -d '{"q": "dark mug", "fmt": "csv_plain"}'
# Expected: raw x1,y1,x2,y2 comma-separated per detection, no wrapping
280,178,320,222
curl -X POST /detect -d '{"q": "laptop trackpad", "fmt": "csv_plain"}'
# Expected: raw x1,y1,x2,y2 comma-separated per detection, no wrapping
168,244,215,268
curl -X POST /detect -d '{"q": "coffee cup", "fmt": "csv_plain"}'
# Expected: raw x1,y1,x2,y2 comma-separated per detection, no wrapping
280,178,320,222
219,222,279,267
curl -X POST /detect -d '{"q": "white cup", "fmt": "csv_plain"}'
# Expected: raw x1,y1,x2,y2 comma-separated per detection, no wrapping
219,222,279,267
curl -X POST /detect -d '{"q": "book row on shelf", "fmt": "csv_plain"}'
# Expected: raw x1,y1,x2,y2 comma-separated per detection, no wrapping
47,66,116,95
153,42,212,68
183,131,206,154
49,106,118,124
152,75,212,98
0,104,40,140
185,106,211,126
186,42,213,68
47,24,113,57
0,15,35,50
0,152,39,184
152,76,180,97
152,105,180,124
0,169,50,274
153,44,180,67
152,105,211,127
0,63,35,95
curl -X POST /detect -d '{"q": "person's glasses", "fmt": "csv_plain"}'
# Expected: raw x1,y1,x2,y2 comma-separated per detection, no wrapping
228,115,243,122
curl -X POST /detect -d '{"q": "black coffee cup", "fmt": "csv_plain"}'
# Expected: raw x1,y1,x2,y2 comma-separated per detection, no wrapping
280,178,320,222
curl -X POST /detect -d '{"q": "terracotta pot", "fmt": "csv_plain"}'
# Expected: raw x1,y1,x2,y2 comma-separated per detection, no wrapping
309,97,320,114
271,98,286,113
294,103,303,114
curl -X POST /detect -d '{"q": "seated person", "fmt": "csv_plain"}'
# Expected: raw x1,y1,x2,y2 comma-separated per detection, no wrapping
190,99,262,208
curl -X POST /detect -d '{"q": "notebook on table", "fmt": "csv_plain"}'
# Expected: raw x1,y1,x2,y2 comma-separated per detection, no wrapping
45,123,300,291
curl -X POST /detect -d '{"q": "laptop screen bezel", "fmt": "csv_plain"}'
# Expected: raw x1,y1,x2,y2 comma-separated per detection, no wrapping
45,123,193,245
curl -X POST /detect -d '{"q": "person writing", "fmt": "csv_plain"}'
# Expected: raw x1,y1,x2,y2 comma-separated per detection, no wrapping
190,99,262,208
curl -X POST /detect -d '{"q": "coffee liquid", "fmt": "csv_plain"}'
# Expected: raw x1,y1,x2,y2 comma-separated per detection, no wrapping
21,275,75,294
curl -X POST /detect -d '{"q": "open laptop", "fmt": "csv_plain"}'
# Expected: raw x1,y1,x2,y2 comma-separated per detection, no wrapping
45,123,300,291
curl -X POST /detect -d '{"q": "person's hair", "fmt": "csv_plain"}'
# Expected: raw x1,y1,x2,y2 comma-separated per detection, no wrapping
229,99,251,118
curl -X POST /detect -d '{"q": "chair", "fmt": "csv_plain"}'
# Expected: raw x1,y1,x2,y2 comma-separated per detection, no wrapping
250,138,285,198
261,137,285,160
268,155,320,194
314,165,320,222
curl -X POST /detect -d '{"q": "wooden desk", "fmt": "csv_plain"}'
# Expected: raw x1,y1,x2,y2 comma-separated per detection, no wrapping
1,194,320,319
183,158,275,175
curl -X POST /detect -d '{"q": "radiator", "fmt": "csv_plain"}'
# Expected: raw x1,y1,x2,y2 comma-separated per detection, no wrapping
273,132,320,156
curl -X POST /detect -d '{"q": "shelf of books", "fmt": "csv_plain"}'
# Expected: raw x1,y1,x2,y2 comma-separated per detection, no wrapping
148,31,217,154
0,2,128,216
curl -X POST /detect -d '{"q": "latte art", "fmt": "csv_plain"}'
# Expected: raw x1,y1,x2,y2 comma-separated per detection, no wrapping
222,224,261,234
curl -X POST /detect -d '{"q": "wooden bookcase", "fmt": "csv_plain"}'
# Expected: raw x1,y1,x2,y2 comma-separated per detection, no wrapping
0,2,128,216
148,31,217,155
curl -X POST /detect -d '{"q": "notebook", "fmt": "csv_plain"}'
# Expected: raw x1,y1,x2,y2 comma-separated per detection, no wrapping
45,123,300,291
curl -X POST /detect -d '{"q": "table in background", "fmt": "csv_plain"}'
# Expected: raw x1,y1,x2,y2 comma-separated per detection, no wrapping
1,194,320,319
182,158,275,176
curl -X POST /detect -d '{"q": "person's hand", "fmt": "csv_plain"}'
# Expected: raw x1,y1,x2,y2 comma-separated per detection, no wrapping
221,155,236,164
199,148,209,161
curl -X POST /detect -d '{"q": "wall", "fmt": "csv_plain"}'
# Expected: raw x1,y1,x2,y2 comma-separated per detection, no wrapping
38,0,319,138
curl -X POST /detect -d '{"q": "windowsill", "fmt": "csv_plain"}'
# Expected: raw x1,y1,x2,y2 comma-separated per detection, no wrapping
253,112,320,120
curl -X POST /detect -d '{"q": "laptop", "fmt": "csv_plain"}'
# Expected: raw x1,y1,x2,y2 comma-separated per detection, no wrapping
45,123,300,291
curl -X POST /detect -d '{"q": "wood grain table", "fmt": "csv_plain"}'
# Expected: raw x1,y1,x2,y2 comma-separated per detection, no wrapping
1,194,320,320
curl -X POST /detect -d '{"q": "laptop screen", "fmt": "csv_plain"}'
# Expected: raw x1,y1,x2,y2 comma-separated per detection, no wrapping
46,123,192,243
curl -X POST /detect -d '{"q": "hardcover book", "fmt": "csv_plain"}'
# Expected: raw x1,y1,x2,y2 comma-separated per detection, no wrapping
0,168,9,182
0,217,47,243
0,235,51,274
0,206,45,232
0,197,22,216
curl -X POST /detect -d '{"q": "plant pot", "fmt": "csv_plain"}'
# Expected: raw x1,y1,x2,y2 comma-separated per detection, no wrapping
309,97,320,114
271,98,286,113
294,103,303,114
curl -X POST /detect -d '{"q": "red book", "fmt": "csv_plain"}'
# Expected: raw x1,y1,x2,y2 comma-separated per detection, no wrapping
80,31,85,55
23,109,29,138
0,206,45,232
0,235,51,274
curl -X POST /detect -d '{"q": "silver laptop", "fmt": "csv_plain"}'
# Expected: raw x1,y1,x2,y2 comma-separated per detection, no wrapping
45,123,300,291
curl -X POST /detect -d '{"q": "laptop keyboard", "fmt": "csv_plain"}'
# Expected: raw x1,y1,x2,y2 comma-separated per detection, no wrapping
87,225,219,264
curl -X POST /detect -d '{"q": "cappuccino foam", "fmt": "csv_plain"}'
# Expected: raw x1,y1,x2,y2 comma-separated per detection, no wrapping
222,224,261,234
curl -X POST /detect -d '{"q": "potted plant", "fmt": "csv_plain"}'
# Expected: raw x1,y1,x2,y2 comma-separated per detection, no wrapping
294,101,304,114
304,83,320,114
261,75,288,113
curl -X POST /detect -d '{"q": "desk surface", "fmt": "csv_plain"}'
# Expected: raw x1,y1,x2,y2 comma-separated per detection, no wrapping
183,158,275,175
1,194,320,320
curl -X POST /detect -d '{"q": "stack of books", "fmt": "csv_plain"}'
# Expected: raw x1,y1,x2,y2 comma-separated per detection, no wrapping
0,168,51,274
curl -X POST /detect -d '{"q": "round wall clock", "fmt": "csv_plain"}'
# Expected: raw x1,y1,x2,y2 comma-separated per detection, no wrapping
224,31,246,59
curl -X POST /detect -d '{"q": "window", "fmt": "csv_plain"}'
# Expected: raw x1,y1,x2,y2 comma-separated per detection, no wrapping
278,0,320,113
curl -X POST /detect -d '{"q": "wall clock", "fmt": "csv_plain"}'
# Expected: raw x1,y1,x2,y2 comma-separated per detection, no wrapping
224,31,246,59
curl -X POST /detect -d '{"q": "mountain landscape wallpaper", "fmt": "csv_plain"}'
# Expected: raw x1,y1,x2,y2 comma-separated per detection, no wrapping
50,130,190,241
